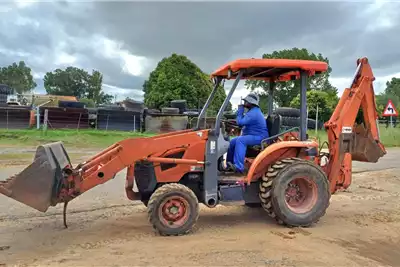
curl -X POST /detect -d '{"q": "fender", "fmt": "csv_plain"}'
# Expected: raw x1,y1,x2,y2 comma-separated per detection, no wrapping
245,140,319,184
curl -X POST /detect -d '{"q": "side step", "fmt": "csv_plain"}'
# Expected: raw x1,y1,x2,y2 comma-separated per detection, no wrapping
217,174,261,206
219,183,245,205
218,175,245,184
218,173,246,205
218,170,246,183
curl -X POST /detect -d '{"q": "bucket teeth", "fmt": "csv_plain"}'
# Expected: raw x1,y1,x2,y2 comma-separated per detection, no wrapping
0,175,17,186
0,175,17,196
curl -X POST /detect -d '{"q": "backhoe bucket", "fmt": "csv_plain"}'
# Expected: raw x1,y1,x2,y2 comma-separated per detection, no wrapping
0,142,71,212
352,124,386,163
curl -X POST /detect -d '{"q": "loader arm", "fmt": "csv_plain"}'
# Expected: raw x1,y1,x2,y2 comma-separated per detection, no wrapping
324,57,386,193
0,129,208,212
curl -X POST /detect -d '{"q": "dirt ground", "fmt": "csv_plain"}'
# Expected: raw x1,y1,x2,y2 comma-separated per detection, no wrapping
1,148,400,266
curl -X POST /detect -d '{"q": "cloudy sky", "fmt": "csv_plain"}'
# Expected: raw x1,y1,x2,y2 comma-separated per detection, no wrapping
1,0,399,106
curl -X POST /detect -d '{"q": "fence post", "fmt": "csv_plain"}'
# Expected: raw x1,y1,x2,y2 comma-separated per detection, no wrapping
106,114,109,131
315,104,319,136
36,107,40,129
43,109,48,135
6,109,8,130
77,112,82,130
133,115,136,132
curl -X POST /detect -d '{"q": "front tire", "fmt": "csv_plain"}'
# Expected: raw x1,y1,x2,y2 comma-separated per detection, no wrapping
147,183,199,236
259,158,330,227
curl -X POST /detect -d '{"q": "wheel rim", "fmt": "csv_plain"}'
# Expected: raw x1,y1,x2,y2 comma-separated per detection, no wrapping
158,196,190,228
284,177,318,214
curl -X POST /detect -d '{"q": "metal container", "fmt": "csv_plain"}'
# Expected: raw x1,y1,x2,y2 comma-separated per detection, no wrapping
145,113,188,133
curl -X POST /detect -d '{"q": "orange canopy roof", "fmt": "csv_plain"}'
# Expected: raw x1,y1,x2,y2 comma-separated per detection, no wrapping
211,58,329,81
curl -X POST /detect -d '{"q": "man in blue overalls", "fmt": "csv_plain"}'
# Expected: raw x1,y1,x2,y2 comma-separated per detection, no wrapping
222,92,269,173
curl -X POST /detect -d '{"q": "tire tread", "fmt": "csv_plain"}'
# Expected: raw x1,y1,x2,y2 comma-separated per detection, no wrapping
259,157,330,227
147,183,199,236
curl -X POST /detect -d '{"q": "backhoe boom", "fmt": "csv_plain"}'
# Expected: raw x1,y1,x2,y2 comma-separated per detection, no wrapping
324,57,386,193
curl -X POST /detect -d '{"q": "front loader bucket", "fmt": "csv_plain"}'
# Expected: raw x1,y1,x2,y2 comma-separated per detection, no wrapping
0,141,71,212
352,124,386,163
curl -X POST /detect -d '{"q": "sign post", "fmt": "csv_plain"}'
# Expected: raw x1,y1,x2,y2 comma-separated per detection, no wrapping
382,99,398,128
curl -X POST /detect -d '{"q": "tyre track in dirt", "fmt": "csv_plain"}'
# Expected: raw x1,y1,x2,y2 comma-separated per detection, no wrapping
1,148,400,266
1,168,400,266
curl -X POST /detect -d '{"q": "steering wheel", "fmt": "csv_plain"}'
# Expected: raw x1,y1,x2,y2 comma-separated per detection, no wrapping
221,119,241,137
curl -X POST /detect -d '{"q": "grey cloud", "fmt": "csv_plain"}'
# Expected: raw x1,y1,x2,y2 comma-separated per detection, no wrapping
87,2,356,71
55,1,400,77
1,0,400,98
0,1,143,94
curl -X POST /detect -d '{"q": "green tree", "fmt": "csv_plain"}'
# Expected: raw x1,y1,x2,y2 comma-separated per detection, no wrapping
290,90,338,122
44,67,88,98
79,98,96,108
0,61,37,94
373,78,400,117
143,53,230,114
257,92,269,114
384,77,400,97
245,48,338,107
44,67,113,105
85,70,113,105
99,93,114,105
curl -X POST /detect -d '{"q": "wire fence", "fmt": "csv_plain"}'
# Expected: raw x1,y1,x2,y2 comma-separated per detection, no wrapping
0,106,397,132
0,107,34,129
97,109,141,131
39,107,90,130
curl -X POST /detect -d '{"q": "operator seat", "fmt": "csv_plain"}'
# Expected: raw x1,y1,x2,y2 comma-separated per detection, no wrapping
245,114,282,157
265,113,282,144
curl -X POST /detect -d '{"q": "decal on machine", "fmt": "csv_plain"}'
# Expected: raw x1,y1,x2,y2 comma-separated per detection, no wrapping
210,141,216,154
190,166,204,171
342,126,352,133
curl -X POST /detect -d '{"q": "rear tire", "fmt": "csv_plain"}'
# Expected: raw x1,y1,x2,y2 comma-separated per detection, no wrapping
147,183,199,236
259,158,330,227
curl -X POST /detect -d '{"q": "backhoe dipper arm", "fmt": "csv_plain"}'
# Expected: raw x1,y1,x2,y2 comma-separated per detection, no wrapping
324,57,386,193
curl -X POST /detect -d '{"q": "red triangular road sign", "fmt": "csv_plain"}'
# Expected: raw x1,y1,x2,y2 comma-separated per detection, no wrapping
382,99,398,117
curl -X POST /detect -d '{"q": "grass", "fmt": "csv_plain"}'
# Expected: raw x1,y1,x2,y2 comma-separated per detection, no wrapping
309,125,400,148
0,128,153,148
375,126,400,147
309,130,328,145
0,124,399,149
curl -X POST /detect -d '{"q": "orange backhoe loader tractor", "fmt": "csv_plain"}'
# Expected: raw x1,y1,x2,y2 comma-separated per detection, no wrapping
0,57,386,236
